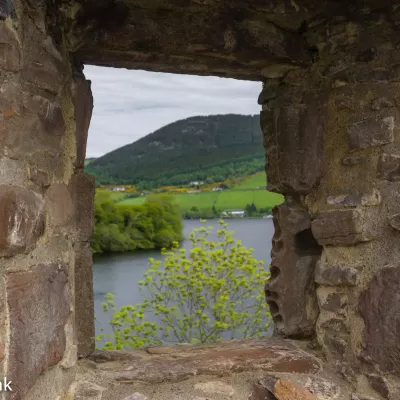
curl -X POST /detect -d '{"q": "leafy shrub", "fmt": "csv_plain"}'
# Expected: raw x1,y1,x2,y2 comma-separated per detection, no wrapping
98,221,271,349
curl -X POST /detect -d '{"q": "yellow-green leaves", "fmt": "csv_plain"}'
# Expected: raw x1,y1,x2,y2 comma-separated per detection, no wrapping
97,220,272,350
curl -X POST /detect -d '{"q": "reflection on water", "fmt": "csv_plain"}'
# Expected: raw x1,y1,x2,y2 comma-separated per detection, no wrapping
93,218,274,342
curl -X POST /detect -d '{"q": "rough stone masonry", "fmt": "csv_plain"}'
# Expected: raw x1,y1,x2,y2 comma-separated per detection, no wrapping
1,0,400,399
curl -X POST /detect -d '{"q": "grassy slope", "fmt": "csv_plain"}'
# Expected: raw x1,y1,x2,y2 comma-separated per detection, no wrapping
119,190,282,211
234,172,267,190
117,172,283,212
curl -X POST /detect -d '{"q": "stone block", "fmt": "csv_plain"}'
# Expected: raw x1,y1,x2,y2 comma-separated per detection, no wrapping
22,51,64,94
194,381,235,396
249,382,276,400
321,293,347,312
342,156,363,166
6,263,69,398
371,97,394,111
352,395,379,400
261,99,323,194
72,381,106,400
257,80,279,105
367,374,390,399
0,0,11,19
0,23,20,71
311,209,373,246
315,263,358,286
377,153,400,181
0,81,21,117
389,214,400,231
29,166,50,187
75,243,95,357
359,265,400,375
73,77,93,168
123,394,148,400
347,116,394,150
256,376,318,400
68,172,95,242
265,201,321,338
45,183,73,228
22,93,66,138
0,186,44,257
321,318,349,357
327,189,381,207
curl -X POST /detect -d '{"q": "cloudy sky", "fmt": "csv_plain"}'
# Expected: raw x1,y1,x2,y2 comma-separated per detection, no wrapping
84,65,262,158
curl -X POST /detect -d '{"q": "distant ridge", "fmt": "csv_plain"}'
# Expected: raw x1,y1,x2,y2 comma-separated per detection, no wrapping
86,114,264,188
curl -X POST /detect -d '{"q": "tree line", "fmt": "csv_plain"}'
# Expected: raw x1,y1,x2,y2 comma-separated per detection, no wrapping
92,193,183,253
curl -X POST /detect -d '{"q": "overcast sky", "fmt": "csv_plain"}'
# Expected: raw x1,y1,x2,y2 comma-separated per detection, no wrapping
84,65,262,158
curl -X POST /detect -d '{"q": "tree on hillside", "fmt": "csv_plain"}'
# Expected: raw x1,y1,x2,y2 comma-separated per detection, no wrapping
98,221,271,349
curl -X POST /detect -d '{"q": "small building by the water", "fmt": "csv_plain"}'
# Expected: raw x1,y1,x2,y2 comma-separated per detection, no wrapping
222,210,245,218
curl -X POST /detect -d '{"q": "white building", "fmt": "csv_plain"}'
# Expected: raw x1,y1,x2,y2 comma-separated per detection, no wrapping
107,187,126,192
221,210,245,218
189,181,204,186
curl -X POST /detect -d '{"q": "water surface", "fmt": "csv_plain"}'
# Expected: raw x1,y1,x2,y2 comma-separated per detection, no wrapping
93,218,274,338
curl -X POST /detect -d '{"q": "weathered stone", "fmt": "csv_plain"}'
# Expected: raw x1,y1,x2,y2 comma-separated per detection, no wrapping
250,382,276,400
29,166,50,187
45,183,73,227
68,172,95,241
0,23,20,71
0,81,20,118
352,395,379,400
123,394,148,400
367,374,390,399
6,263,69,398
75,243,95,357
22,93,66,137
354,68,390,83
371,97,394,111
391,64,400,81
342,156,363,166
194,381,235,396
261,100,323,194
73,77,93,168
89,338,321,383
321,293,347,312
327,190,381,207
0,0,12,19
258,81,279,104
311,209,373,246
389,214,400,231
356,48,377,62
73,381,106,400
321,318,349,357
377,153,400,181
0,185,44,257
265,201,321,338
315,263,358,286
304,376,341,399
22,53,63,94
359,266,400,375
259,377,318,400
347,117,394,150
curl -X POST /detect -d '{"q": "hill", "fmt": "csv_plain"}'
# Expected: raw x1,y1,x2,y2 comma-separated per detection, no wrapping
86,114,264,189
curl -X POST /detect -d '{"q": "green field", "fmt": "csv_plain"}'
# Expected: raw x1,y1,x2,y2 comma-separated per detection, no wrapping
234,172,267,190
118,189,283,211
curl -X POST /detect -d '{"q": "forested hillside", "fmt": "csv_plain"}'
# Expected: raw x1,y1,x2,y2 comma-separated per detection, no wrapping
86,114,264,189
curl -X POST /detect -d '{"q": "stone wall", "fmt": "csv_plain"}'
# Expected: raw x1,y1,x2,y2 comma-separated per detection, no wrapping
260,8,400,398
0,1,95,398
1,0,400,398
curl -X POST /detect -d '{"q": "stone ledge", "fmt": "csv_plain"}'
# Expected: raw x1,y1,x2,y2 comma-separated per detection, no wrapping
72,338,355,400
86,338,322,384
